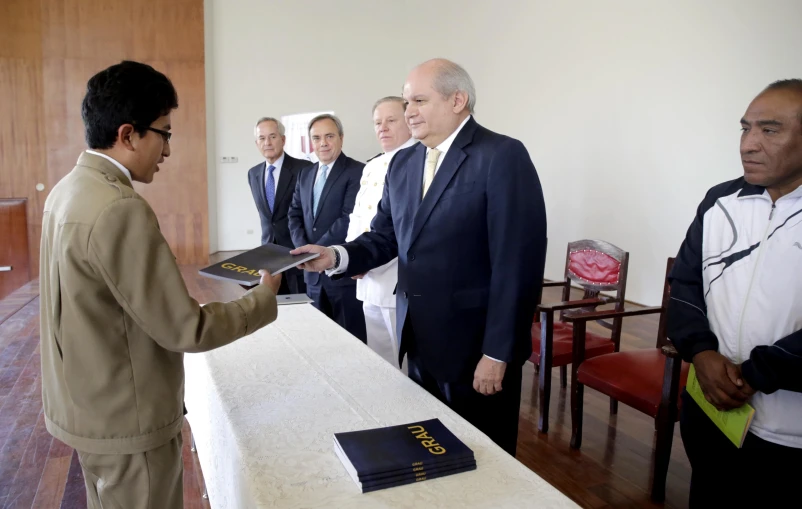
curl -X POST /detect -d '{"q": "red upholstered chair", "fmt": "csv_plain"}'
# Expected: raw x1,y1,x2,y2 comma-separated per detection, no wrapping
565,258,689,503
533,240,630,433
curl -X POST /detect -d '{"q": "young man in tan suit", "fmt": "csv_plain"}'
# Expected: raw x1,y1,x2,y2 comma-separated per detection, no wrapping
39,61,281,509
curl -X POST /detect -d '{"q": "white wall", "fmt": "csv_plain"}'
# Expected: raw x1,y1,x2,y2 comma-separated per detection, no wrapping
206,0,802,304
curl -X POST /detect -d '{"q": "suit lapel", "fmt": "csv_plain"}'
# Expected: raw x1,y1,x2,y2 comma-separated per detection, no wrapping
304,163,317,226
313,152,347,226
274,156,294,210
252,162,272,218
406,144,425,213
409,118,476,246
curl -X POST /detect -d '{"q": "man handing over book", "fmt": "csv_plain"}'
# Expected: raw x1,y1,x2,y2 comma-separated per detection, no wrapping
293,58,547,457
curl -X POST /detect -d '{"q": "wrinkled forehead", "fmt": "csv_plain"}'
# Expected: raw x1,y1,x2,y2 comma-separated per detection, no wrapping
744,89,802,124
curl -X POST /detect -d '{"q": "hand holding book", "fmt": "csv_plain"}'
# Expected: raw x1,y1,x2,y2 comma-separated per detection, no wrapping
199,244,319,286
290,245,336,272
686,365,755,448
259,269,282,295
692,351,753,411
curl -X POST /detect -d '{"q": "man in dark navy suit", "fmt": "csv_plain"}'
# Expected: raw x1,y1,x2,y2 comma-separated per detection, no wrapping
247,117,312,295
288,114,367,342
293,59,547,455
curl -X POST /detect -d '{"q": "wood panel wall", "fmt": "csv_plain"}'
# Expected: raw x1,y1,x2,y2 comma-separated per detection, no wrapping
0,0,209,281
0,199,31,301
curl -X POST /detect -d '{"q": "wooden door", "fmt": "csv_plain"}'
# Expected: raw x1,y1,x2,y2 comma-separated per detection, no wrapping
0,199,31,300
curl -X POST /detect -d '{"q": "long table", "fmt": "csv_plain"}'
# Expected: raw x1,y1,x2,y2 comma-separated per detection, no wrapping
184,304,579,508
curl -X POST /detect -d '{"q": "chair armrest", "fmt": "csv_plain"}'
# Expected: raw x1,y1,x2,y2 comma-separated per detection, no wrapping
542,280,568,288
661,344,680,359
538,297,608,313
562,306,663,323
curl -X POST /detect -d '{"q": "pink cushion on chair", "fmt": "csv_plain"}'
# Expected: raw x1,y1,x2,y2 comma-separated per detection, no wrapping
568,250,621,285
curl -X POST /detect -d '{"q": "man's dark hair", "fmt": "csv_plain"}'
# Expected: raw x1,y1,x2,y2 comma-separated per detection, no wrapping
765,78,802,94
764,79,802,126
81,61,178,149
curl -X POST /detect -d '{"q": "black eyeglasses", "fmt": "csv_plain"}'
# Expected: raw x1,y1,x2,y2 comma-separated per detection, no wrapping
144,126,172,143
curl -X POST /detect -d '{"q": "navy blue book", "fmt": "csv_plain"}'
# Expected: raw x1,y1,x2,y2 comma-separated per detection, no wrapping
198,244,319,286
349,460,476,493
355,455,475,483
333,418,475,485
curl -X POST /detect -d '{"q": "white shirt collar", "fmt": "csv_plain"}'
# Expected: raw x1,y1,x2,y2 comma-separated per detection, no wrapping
384,137,418,158
85,150,133,183
266,152,285,171
429,115,471,156
318,156,336,173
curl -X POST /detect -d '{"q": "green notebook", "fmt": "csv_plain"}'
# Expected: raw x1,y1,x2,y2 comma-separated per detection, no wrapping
686,365,755,448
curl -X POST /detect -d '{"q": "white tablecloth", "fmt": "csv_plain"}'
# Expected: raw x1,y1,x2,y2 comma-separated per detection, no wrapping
184,304,578,508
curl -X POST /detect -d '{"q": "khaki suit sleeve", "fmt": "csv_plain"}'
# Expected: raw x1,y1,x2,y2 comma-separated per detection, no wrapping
88,197,277,353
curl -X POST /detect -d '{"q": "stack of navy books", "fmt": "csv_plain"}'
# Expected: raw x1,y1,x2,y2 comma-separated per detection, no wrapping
333,418,476,493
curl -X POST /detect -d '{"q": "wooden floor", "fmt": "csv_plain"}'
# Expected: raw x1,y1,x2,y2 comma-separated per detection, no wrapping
0,268,690,508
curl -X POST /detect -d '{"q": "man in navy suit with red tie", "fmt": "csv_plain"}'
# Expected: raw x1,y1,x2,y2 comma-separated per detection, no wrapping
288,114,367,343
248,117,311,295
293,59,547,455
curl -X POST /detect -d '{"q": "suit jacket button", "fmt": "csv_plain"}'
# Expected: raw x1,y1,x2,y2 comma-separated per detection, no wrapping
403,291,408,298
313,227,317,232
409,253,416,261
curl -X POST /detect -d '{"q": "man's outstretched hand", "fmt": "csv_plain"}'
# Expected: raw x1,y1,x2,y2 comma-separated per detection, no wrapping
291,245,336,272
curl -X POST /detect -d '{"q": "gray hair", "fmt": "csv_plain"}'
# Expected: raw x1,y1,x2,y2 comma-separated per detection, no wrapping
372,96,406,114
254,117,286,137
308,113,344,137
431,60,476,113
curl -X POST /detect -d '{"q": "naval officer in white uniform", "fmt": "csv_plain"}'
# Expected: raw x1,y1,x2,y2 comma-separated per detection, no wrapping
346,96,416,369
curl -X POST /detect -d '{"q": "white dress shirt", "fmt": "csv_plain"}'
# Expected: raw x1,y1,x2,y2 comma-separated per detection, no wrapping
85,150,133,183
262,152,285,193
426,114,471,174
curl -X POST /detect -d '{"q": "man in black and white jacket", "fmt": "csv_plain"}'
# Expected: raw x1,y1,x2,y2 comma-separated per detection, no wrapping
668,79,802,507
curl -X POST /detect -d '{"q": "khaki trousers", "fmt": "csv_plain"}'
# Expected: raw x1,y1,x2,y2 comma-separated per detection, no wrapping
77,432,183,509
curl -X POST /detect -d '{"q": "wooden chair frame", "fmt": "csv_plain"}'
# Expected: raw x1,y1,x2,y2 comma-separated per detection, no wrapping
535,239,630,433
